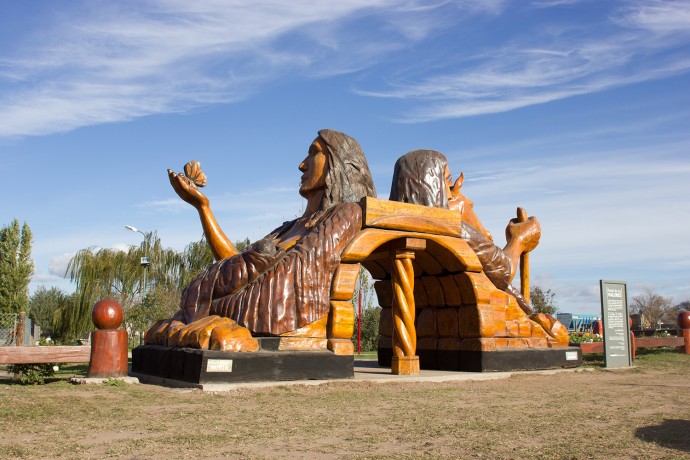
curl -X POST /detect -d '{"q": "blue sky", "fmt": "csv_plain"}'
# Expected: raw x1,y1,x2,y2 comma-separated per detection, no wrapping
1,0,689,315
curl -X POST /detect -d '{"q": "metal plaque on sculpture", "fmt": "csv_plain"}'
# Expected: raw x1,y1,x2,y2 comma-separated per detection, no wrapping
206,359,233,373
600,280,632,368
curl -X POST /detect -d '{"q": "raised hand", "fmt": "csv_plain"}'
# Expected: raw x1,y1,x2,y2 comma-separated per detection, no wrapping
449,172,493,241
506,215,541,255
447,173,465,213
168,169,209,209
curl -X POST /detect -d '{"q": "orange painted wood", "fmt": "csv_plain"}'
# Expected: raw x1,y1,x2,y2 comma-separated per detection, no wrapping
327,300,355,339
424,238,482,273
454,272,494,306
278,337,328,351
437,308,459,337
330,263,361,300
361,259,388,280
413,251,443,275
391,251,417,358
516,207,530,303
391,355,420,375
458,337,497,352
210,324,260,352
361,196,463,236
415,309,437,338
281,316,327,338
341,228,482,272
421,276,445,308
439,275,463,307
0,346,92,364
327,338,354,355
459,303,496,338
413,281,428,308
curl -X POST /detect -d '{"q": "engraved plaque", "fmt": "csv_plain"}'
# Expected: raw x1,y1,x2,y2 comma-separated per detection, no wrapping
206,359,233,373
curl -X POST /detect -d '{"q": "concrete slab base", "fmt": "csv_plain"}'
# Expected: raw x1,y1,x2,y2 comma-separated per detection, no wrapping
70,376,139,385
131,360,593,392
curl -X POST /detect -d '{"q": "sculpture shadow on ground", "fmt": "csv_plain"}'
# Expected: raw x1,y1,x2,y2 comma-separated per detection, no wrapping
635,419,690,453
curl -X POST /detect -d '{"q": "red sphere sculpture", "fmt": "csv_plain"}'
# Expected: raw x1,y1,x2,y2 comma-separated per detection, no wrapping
678,311,690,329
92,299,123,330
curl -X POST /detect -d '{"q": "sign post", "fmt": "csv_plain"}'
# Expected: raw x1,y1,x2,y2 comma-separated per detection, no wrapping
600,280,632,368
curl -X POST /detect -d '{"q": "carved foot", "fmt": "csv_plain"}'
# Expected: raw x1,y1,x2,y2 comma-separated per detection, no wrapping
529,313,569,346
210,322,259,352
167,315,250,350
144,318,185,346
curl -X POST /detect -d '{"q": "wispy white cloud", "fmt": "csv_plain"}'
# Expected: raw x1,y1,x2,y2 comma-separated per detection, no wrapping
357,1,690,122
0,0,407,138
531,0,584,8
615,0,690,34
0,0,517,138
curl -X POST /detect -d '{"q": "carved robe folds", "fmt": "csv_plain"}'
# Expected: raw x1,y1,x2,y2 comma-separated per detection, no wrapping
180,203,363,336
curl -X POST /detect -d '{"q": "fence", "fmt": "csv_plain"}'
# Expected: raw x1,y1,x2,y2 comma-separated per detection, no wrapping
0,313,19,346
0,313,37,346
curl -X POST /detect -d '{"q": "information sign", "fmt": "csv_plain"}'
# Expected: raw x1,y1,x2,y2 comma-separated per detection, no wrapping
600,280,632,368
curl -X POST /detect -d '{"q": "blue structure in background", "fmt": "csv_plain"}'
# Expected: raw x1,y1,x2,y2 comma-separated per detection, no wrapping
556,313,600,332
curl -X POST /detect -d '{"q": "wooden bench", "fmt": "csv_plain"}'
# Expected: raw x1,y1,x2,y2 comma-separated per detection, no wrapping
574,335,688,358
0,346,91,365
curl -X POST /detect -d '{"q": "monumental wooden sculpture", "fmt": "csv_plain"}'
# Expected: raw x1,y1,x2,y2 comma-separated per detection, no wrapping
133,131,579,384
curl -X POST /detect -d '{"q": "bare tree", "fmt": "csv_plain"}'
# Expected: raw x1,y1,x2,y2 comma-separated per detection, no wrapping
530,285,558,315
631,288,674,328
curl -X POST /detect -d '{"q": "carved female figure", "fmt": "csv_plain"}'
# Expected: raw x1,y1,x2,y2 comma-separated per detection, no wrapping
157,130,376,344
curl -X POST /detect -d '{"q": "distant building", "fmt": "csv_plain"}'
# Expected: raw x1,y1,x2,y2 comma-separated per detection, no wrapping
556,313,601,332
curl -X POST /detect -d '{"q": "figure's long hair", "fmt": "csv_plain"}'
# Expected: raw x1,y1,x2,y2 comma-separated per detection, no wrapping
318,129,377,210
389,149,448,208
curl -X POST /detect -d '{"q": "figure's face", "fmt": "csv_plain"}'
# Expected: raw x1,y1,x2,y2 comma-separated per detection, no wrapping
299,137,328,198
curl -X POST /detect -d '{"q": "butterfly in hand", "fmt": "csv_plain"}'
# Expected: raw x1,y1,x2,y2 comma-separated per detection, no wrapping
183,160,207,187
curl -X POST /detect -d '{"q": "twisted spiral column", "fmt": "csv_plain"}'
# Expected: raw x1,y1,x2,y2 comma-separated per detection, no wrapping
391,250,416,358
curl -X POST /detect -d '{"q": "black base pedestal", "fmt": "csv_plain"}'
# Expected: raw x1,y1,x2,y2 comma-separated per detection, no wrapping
457,347,582,372
378,345,582,372
132,343,354,385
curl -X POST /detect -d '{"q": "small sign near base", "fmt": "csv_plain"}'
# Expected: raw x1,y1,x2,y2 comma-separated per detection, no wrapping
600,280,632,368
207,359,233,373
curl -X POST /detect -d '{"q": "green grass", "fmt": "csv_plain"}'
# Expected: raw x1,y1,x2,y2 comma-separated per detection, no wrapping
353,350,378,359
0,349,687,458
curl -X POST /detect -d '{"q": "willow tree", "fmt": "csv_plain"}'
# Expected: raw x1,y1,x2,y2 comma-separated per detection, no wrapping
63,233,216,341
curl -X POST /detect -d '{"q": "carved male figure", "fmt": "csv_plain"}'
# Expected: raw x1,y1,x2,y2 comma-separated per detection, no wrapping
389,149,540,313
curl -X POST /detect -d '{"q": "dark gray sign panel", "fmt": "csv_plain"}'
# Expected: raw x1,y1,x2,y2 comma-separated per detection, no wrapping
600,280,632,368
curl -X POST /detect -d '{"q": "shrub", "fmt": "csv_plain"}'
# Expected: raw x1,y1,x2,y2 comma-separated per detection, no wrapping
7,363,57,385
569,332,603,343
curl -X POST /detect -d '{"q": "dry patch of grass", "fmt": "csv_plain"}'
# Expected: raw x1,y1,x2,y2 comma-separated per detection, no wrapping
1,351,688,459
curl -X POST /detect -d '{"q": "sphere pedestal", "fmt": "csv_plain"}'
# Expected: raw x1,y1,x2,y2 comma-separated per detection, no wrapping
86,299,129,378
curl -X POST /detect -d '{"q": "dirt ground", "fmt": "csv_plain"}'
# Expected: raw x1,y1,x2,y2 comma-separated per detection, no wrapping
1,352,688,459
